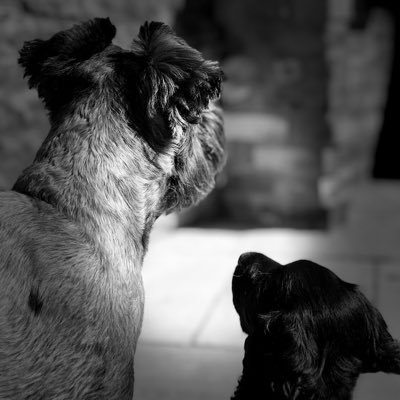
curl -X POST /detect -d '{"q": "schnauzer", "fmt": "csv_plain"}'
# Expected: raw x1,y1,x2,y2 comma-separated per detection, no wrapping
232,252,400,399
0,18,225,399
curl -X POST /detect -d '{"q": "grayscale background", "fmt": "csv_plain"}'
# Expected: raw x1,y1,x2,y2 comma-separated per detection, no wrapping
1,0,399,398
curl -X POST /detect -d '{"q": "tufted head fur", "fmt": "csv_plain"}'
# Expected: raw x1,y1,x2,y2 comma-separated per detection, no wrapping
18,18,223,145
18,18,117,112
231,253,400,399
16,18,225,232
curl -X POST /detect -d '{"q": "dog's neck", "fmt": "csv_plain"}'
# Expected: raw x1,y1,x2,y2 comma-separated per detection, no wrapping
12,99,167,270
232,373,305,400
232,364,346,400
232,350,272,400
232,347,311,400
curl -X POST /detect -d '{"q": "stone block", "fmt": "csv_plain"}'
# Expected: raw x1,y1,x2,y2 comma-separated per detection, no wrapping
224,112,290,143
226,142,321,178
222,173,321,225
328,0,354,21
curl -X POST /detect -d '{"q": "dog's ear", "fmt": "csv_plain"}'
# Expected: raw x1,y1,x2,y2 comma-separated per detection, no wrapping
363,315,400,374
352,298,400,374
131,21,223,125
374,338,400,374
18,18,116,106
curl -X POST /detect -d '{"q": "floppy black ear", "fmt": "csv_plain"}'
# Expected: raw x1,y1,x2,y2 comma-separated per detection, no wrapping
356,298,400,374
363,323,400,375
18,18,116,103
131,21,223,125
374,338,400,374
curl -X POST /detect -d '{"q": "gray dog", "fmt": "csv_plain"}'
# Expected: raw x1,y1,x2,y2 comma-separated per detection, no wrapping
0,18,225,399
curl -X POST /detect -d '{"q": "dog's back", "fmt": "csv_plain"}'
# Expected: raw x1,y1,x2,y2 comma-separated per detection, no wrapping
1,16,225,398
0,191,140,399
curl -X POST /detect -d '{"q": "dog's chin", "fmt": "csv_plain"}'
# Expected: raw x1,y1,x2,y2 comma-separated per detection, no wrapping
160,182,205,215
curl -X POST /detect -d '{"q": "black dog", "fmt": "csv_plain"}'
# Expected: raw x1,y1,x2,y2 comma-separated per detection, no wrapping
232,252,400,399
0,18,225,399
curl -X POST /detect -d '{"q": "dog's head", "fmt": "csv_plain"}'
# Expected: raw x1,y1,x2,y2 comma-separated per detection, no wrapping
232,252,400,399
120,21,226,213
19,18,225,215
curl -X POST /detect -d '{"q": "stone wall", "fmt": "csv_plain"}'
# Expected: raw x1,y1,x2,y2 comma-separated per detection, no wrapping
0,0,182,188
177,0,329,227
177,0,393,227
0,0,393,228
322,0,393,212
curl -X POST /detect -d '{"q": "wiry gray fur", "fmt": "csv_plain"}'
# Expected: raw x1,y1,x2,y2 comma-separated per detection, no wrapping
0,18,225,399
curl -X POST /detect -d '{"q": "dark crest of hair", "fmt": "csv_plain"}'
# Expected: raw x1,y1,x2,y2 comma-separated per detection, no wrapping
132,21,222,120
116,21,223,151
18,18,116,109
18,18,223,152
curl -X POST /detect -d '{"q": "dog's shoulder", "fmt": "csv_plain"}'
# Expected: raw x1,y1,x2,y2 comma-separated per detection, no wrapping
0,190,89,251
0,190,96,294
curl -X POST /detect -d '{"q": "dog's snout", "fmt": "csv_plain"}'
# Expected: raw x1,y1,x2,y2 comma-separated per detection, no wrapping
238,252,281,268
236,252,282,278
236,252,263,277
238,252,260,267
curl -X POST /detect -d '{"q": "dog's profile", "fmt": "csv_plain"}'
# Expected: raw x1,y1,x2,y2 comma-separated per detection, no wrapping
0,18,225,399
232,252,400,399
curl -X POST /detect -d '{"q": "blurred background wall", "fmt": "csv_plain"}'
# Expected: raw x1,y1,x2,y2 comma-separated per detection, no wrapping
0,0,395,229
2,2,400,399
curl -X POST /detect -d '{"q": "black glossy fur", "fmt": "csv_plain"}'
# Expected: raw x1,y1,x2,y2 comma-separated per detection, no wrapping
232,253,400,399
0,18,225,399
